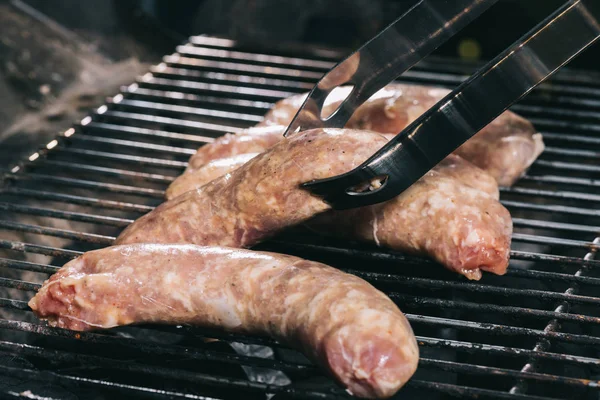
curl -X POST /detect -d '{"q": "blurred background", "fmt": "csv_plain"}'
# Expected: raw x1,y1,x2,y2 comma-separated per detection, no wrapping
1,0,597,169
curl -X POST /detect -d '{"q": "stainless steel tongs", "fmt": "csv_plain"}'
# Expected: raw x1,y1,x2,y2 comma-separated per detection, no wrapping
284,0,600,210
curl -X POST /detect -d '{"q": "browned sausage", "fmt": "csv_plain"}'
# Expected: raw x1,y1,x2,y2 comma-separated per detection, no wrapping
28,244,419,399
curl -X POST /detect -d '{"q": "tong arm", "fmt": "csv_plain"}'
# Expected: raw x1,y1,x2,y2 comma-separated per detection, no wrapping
303,0,600,210
283,0,498,136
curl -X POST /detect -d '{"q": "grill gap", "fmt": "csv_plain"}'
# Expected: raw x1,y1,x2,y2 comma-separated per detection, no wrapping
1,35,600,399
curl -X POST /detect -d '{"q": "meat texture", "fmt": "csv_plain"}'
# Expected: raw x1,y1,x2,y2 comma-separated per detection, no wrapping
167,153,259,200
453,111,544,186
29,244,419,399
166,147,510,279
308,155,512,280
187,125,285,172
202,83,543,186
117,129,390,247
167,134,499,201
122,129,512,279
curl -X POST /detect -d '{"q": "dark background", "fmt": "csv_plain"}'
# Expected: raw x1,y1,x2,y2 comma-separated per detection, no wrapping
1,0,597,169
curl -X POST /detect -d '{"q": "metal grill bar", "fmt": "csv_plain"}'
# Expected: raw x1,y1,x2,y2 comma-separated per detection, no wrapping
519,175,600,189
0,258,59,274
100,109,243,134
0,188,153,213
3,174,165,197
57,148,188,168
0,304,596,396
66,134,197,156
510,239,600,395
0,221,114,245
2,35,600,399
113,98,266,124
0,240,82,258
0,203,133,226
151,64,315,91
35,160,177,183
82,121,217,144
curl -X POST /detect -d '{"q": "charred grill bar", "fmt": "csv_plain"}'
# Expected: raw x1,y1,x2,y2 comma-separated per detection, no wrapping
1,35,600,399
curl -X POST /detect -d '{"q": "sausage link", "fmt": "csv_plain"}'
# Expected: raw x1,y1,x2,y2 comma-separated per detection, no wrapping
29,244,419,399
116,129,389,247
164,149,511,279
187,125,285,172
206,83,543,186
308,155,512,280
168,153,259,200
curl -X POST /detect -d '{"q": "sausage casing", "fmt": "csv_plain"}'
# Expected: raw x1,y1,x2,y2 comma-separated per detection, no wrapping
29,244,419,399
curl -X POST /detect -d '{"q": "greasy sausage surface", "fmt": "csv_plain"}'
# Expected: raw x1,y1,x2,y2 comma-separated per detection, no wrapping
453,111,544,186
206,83,543,186
117,129,390,247
165,149,511,279
29,244,419,399
168,139,499,201
308,155,512,280
123,128,512,279
187,125,285,172
167,153,259,200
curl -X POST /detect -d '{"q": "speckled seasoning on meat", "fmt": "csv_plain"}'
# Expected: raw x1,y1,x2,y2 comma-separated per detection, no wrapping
194,83,543,186
307,155,512,280
28,244,419,399
116,128,390,247
186,125,285,172
167,153,259,200
164,146,512,280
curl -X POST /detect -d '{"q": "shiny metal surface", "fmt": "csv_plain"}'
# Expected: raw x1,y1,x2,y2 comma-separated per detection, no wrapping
282,0,497,137
3,35,600,400
304,0,600,210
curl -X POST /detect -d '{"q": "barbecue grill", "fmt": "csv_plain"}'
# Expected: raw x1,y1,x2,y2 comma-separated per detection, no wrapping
1,34,600,400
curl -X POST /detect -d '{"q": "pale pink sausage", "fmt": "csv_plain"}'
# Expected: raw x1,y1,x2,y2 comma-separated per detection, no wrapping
163,148,512,280
213,83,544,186
116,129,390,247
29,244,419,399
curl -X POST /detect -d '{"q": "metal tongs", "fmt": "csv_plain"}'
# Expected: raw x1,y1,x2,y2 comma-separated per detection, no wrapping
284,0,600,210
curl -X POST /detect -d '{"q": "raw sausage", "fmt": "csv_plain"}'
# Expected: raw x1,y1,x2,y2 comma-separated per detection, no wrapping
187,125,285,172
167,153,259,200
117,129,390,247
165,149,510,279
235,83,544,186
120,129,512,279
308,155,511,280
28,244,419,399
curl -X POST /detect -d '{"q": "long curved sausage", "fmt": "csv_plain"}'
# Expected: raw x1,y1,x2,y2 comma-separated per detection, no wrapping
167,153,259,200
120,129,512,279
116,129,390,247
168,141,499,201
165,149,510,279
190,83,543,186
28,244,419,399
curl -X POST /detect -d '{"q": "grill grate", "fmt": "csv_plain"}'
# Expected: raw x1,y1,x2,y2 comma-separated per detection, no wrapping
1,35,600,399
